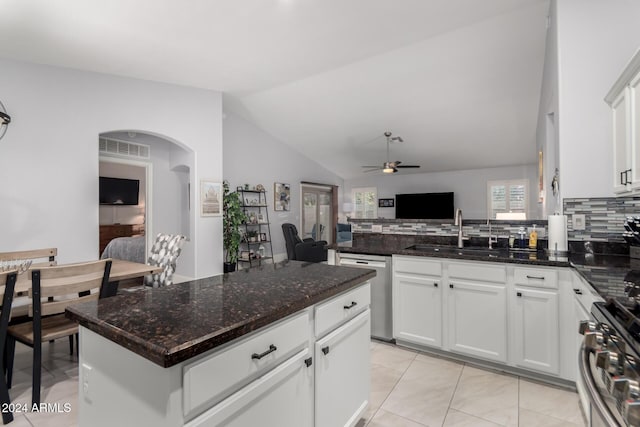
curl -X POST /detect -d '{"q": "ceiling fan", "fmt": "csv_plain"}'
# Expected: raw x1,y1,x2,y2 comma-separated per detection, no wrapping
361,131,421,174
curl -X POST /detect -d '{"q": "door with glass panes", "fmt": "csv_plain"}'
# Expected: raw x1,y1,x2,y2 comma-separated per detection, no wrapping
302,185,333,245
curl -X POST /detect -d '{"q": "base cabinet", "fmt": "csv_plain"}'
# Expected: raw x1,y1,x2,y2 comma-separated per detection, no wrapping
511,287,559,375
187,349,313,427
315,310,371,427
448,280,507,362
393,274,442,347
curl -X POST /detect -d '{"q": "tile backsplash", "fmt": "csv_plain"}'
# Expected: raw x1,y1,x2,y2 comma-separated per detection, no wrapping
564,196,640,243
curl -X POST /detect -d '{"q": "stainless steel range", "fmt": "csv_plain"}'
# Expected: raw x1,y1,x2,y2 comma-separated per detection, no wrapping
579,271,640,427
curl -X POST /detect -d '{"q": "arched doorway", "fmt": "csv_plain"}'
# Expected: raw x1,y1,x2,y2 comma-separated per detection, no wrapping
98,130,195,280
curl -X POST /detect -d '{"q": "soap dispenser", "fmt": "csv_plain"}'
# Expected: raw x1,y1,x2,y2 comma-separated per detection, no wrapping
529,225,538,250
517,227,527,249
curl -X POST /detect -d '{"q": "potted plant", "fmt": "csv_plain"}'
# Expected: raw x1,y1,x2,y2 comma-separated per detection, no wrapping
223,181,246,273
246,230,258,242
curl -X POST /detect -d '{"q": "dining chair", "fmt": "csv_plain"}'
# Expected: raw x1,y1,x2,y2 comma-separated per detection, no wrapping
5,259,112,406
143,233,186,287
0,248,57,320
0,270,18,425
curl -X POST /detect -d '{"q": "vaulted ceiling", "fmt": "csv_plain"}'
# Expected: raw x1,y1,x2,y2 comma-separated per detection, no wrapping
0,0,549,179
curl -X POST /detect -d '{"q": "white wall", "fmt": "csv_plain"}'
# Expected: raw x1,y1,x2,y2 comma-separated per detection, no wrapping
0,59,223,278
555,0,640,199
222,111,343,260
535,0,560,218
344,164,538,219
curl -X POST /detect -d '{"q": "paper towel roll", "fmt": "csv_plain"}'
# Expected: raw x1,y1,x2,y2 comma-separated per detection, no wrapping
547,214,568,253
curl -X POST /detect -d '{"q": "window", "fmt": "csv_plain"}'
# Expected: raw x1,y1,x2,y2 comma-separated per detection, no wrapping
352,187,377,219
487,180,528,219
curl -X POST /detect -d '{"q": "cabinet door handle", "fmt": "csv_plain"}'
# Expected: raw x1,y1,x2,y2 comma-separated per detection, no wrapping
526,275,545,280
517,292,522,297
343,301,357,310
622,171,626,185
322,346,330,355
304,357,313,367
573,288,583,295
449,284,454,288
434,283,438,287
251,344,277,360
628,169,633,184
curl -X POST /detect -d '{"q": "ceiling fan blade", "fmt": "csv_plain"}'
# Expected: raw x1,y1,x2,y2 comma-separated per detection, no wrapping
361,166,382,168
390,160,401,166
396,165,420,168
363,168,382,173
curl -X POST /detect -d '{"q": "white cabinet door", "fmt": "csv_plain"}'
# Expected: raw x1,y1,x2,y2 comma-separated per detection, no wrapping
315,310,370,427
448,280,507,362
511,287,560,375
186,349,313,427
612,89,631,193
393,273,442,347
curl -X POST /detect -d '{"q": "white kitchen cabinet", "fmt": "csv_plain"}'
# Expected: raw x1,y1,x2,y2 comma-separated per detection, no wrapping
447,279,508,363
606,48,640,193
511,287,559,375
394,274,442,348
315,310,370,427
186,349,313,427
393,256,442,348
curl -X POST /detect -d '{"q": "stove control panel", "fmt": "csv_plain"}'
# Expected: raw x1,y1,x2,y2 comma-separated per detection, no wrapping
580,320,640,426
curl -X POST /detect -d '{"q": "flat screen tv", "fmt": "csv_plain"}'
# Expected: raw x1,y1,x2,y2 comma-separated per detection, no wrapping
99,177,140,205
395,192,454,219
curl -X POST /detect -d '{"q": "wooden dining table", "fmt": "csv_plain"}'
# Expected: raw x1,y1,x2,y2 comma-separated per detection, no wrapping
13,259,162,297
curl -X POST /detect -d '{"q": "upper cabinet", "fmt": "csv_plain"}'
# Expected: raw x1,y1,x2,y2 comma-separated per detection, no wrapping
606,49,640,194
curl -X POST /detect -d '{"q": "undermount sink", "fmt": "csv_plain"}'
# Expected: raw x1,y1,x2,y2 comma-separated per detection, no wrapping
404,244,506,258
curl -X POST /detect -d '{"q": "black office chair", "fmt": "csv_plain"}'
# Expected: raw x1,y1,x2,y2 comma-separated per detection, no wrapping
282,223,328,263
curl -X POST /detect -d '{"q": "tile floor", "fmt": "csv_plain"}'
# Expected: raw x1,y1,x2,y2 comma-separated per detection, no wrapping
361,341,586,427
5,340,586,427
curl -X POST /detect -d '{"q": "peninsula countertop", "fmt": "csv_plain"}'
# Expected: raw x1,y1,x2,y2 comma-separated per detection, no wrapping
65,260,376,368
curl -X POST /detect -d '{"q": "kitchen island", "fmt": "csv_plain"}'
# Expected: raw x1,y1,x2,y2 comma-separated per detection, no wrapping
66,260,375,427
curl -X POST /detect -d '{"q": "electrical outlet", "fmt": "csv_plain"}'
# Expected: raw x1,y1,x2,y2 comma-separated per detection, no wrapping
82,363,92,399
572,214,586,231
372,224,383,233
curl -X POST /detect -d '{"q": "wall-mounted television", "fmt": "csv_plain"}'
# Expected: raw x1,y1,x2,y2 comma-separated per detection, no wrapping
395,192,454,219
99,177,140,205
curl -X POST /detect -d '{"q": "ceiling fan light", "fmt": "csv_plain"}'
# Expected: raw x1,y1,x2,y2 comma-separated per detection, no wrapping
382,167,395,173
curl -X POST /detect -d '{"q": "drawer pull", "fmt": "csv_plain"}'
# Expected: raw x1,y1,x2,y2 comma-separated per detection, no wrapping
517,292,522,297
322,346,330,355
434,283,438,288
449,284,454,289
526,275,545,280
573,288,583,295
343,301,358,310
251,344,277,360
304,357,313,367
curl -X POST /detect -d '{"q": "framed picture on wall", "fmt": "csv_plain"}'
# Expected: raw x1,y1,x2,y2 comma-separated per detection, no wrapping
378,198,394,208
200,180,222,217
274,182,290,211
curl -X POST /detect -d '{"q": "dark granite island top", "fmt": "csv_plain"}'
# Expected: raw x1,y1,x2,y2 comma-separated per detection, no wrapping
66,260,376,368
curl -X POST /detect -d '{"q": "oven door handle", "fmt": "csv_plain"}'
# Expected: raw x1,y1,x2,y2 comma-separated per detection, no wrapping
578,343,621,427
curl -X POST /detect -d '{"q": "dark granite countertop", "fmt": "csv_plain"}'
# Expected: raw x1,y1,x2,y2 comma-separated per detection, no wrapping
66,260,376,368
332,239,571,267
333,235,637,304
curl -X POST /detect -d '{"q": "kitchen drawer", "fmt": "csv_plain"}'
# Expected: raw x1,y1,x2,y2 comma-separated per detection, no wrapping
513,266,558,289
449,261,506,283
393,256,442,276
572,271,603,312
183,311,309,419
315,282,370,338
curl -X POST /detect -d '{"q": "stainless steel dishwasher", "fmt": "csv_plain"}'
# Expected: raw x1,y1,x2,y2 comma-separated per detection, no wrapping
338,253,393,342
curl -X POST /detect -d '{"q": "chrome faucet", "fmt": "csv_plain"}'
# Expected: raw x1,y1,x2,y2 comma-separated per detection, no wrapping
454,208,464,248
487,219,498,249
